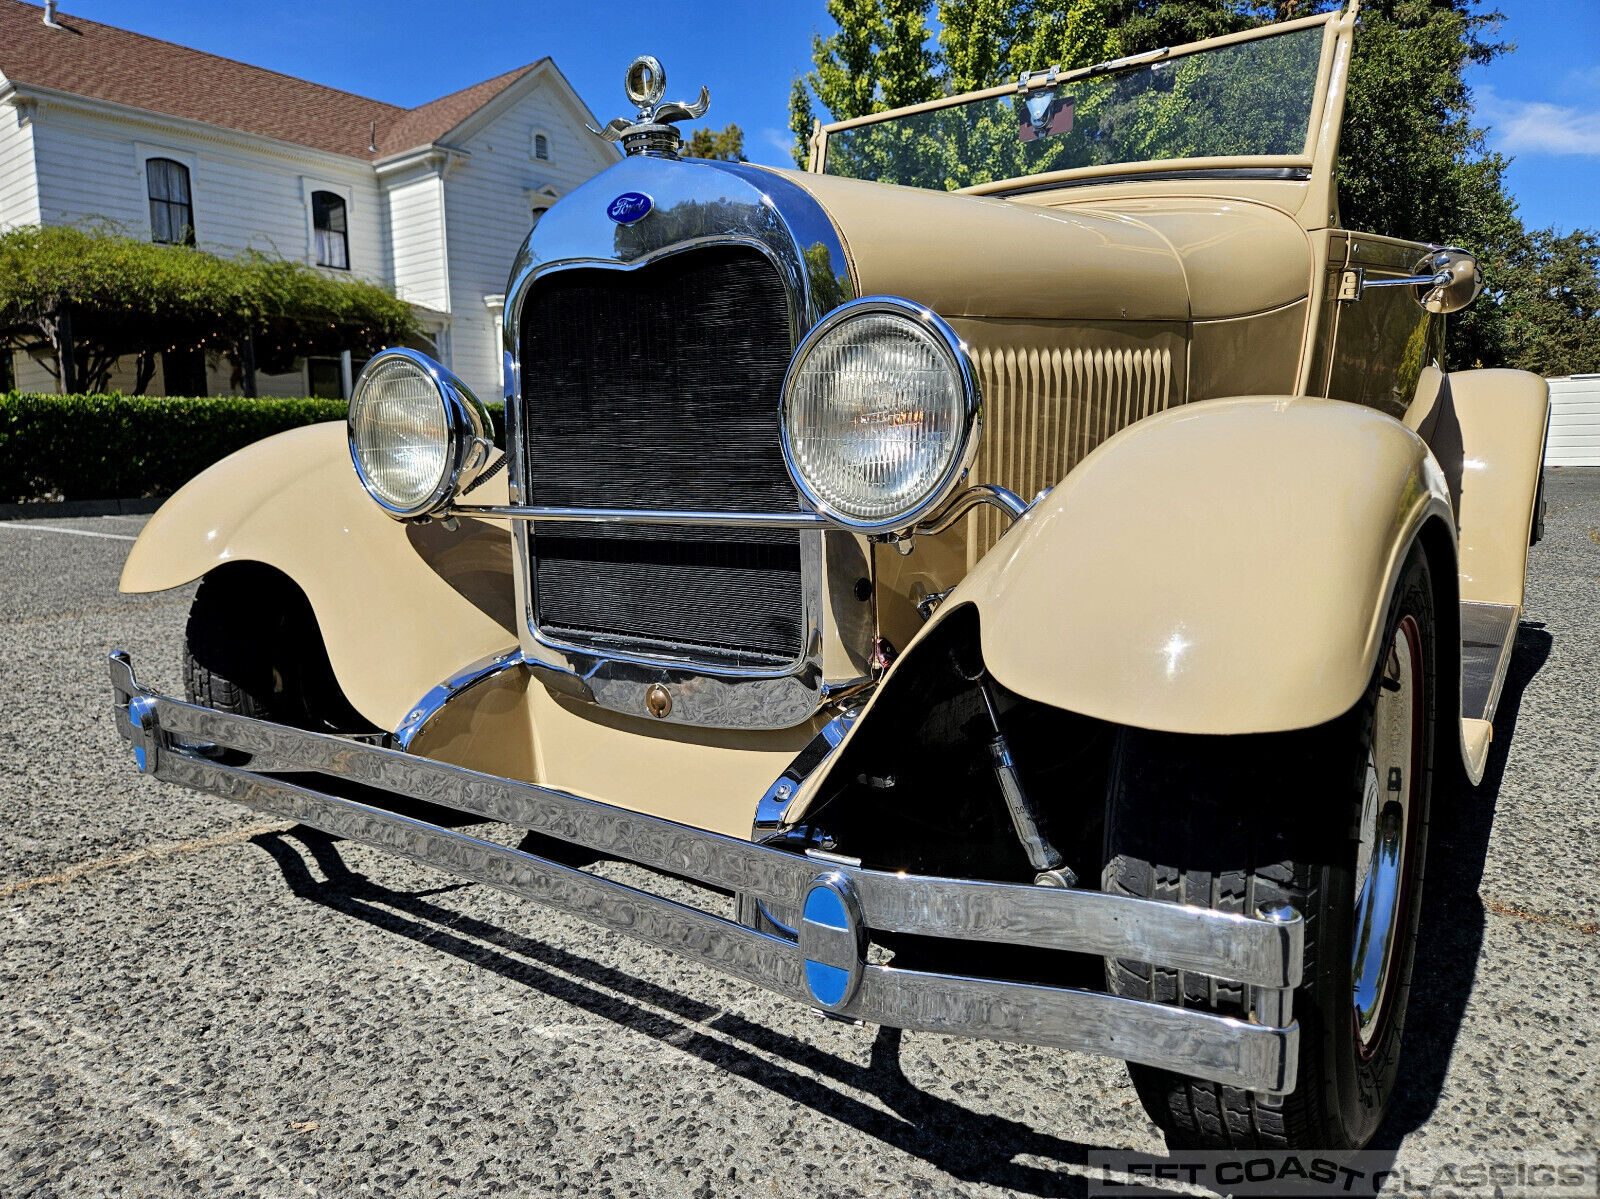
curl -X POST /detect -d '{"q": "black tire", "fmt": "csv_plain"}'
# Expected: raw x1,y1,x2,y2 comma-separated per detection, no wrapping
184,575,277,719
1102,544,1436,1150
183,567,372,733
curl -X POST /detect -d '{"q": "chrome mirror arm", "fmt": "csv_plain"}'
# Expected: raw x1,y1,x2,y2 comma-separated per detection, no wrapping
1338,246,1483,314
1357,270,1452,290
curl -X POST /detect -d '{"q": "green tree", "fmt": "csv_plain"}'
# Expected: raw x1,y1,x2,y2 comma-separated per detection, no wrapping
938,0,1264,91
684,123,747,161
788,0,942,164
1495,228,1600,376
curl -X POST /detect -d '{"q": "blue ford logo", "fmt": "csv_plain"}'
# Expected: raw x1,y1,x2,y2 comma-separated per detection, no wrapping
606,191,654,225
798,871,864,1011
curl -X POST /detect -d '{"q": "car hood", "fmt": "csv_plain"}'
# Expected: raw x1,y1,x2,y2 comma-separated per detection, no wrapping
771,167,1312,324
514,155,1310,333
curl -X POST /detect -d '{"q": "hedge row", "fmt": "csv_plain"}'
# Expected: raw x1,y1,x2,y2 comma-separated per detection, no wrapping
0,392,505,504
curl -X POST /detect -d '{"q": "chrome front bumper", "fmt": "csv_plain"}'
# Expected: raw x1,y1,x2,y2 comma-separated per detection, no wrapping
109,651,1302,1094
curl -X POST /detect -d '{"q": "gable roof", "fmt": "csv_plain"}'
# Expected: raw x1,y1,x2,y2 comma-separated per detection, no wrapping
372,65,538,158
0,1,560,161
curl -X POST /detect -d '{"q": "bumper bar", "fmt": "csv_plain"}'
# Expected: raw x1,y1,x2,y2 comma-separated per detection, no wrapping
109,651,1301,1094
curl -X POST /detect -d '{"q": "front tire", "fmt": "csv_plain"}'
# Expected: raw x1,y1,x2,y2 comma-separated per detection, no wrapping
183,566,372,734
1102,545,1436,1149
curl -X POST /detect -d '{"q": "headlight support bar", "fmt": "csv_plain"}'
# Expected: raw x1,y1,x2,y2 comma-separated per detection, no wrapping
443,483,1029,539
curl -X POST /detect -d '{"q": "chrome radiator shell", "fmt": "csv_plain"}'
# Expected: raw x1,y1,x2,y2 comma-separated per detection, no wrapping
501,157,862,730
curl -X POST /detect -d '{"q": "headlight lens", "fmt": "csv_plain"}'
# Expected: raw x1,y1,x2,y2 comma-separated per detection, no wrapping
781,298,979,532
348,349,491,518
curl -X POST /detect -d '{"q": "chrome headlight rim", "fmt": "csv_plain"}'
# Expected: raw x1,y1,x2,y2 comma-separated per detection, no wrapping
347,347,494,520
780,295,982,536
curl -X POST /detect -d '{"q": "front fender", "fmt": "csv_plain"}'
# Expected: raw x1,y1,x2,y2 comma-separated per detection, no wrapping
120,421,518,731
952,396,1453,735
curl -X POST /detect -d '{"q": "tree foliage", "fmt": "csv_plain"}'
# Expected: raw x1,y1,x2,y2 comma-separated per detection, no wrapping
0,225,418,393
1495,228,1600,377
789,0,942,163
789,0,1600,375
684,123,748,161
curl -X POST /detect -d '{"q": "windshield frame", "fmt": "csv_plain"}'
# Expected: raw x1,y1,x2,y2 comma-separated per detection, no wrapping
811,8,1352,199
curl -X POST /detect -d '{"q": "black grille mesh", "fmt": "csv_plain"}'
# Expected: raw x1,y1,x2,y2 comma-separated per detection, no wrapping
520,247,803,664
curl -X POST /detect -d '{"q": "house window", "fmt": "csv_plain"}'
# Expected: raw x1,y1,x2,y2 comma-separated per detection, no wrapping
146,157,194,245
533,131,551,161
312,191,349,269
307,357,344,398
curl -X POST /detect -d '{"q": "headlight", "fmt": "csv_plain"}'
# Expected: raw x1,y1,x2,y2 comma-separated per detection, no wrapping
348,349,493,519
781,297,980,534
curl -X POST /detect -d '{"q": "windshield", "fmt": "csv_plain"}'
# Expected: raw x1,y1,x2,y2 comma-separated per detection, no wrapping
820,22,1327,192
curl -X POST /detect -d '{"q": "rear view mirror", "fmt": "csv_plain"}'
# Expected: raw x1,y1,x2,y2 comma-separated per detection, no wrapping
1414,248,1483,314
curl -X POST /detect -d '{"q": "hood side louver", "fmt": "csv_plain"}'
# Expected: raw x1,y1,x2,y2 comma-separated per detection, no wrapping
966,342,1177,563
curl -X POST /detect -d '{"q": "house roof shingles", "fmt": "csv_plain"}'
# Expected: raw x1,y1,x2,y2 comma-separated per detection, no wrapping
0,0,541,160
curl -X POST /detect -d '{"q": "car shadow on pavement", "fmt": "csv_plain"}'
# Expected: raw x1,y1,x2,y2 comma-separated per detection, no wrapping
1370,621,1553,1150
251,827,1108,1198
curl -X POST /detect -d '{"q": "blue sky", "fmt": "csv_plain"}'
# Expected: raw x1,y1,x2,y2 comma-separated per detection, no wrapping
61,0,1600,234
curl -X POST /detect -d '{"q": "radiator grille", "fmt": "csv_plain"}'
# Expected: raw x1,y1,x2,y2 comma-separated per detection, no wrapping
519,247,804,665
967,344,1174,563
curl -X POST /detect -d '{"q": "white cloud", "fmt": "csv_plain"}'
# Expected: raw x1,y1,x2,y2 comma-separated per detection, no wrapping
1479,83,1600,156
1567,64,1600,92
762,127,796,155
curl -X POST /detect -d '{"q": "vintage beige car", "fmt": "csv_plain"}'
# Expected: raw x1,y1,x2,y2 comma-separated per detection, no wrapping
109,5,1548,1151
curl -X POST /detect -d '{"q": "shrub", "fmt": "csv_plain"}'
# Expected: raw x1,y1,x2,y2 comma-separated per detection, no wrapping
0,225,420,393
0,392,505,503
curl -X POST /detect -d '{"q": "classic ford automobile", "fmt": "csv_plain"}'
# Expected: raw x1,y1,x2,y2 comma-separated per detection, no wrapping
109,4,1549,1151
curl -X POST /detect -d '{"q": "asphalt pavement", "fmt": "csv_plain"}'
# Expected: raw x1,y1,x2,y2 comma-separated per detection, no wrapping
2,473,1597,1197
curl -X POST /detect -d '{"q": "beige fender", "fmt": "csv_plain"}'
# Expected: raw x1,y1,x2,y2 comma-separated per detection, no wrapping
1405,366,1550,609
120,421,518,731
951,395,1455,736
1404,366,1549,781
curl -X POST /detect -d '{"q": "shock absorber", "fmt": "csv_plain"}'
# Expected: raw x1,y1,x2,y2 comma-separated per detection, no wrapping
953,650,1076,889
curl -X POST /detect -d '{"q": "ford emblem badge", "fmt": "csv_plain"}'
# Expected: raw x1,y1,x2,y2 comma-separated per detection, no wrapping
607,191,653,225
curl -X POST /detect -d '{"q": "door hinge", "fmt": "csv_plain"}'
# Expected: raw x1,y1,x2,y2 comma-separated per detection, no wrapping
1336,267,1365,303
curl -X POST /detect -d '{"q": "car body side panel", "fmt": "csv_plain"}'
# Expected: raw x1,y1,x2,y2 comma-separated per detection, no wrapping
119,421,522,732
1327,232,1439,418
1188,300,1309,402
950,395,1454,736
948,317,1191,564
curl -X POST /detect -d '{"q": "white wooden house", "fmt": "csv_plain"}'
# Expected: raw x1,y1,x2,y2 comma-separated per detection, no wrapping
1545,375,1600,468
0,0,617,401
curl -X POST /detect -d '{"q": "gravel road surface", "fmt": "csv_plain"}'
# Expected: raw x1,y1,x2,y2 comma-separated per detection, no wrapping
2,473,1597,1197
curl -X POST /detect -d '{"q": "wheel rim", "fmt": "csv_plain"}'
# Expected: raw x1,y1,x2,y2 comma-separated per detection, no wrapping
1351,614,1422,1052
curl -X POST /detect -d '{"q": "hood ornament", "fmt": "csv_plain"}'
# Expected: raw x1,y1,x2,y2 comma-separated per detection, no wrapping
587,55,709,157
